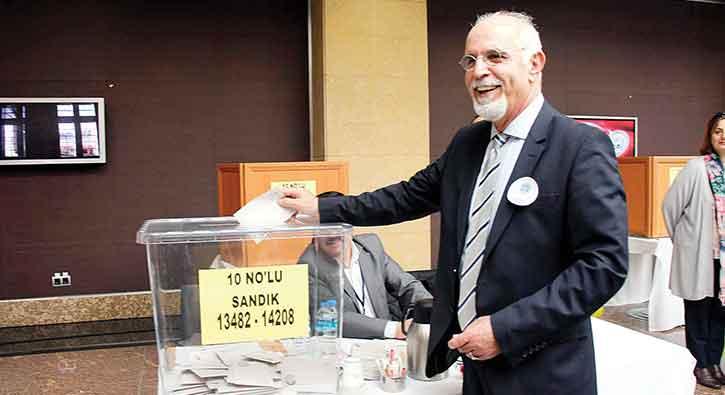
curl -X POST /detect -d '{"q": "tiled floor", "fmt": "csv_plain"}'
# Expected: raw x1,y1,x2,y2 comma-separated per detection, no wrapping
0,344,158,395
0,303,716,395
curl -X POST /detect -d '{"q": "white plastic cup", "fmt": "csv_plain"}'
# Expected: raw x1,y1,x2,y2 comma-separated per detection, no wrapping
343,357,364,388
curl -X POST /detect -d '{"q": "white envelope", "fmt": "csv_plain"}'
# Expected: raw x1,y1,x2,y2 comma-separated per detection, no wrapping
281,356,338,393
233,189,295,227
171,386,211,395
189,368,230,378
243,351,284,364
226,362,280,387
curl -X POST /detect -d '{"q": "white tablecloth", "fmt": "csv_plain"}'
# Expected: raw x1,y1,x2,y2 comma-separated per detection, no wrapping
358,319,695,395
592,318,694,395
366,318,695,395
159,318,695,395
606,236,684,331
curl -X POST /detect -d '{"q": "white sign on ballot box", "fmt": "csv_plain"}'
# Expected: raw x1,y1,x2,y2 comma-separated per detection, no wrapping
606,236,684,332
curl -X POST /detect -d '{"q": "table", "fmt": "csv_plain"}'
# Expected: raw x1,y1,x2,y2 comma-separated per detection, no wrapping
358,319,695,395
591,318,694,395
158,318,695,395
606,236,684,332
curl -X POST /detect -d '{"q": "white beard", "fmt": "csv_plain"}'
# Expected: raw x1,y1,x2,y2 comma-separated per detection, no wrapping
473,94,507,122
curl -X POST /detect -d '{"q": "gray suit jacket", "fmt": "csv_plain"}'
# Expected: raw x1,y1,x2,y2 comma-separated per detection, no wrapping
298,233,432,339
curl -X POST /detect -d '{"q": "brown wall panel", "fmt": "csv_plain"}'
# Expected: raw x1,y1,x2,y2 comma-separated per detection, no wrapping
0,1,309,299
428,0,725,265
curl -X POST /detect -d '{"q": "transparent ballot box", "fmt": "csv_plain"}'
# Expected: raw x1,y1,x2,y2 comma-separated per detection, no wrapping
136,217,351,395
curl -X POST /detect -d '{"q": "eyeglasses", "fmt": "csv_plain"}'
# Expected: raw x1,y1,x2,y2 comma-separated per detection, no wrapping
458,49,514,71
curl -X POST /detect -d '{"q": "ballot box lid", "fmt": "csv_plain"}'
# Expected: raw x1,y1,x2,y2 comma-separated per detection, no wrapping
137,216,352,244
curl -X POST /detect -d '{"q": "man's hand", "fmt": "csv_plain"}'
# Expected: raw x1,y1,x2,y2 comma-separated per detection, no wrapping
447,316,501,361
394,319,413,339
278,188,320,224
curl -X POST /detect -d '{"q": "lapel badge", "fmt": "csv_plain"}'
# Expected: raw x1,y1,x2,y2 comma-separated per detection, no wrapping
507,177,539,206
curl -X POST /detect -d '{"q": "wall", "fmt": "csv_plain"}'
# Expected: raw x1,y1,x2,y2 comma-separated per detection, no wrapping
310,0,431,270
427,0,725,264
0,1,310,299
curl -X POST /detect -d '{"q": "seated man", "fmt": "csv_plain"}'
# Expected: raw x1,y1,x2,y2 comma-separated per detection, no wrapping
298,191,432,339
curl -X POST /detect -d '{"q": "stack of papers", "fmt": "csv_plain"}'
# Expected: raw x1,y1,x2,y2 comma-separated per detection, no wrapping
162,343,339,395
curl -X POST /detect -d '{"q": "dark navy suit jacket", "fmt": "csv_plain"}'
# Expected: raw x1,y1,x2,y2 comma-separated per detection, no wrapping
319,101,628,395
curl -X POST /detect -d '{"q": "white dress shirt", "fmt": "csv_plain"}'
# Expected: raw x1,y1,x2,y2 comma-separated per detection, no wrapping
467,93,545,220
343,244,399,338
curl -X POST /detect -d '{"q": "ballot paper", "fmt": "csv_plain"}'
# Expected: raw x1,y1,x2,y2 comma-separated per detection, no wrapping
233,189,295,227
180,371,206,385
216,350,241,367
227,362,281,387
280,356,338,394
189,368,230,379
163,369,211,392
244,351,285,365
187,350,227,369
163,343,339,395
214,383,281,395
175,343,262,367
171,385,211,395
205,378,227,390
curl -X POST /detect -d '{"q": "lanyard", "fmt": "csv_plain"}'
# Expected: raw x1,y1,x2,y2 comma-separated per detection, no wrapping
350,265,367,315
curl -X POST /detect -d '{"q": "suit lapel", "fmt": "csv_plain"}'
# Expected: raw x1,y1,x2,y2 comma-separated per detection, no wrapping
358,247,387,318
341,242,386,317
328,250,360,314
342,273,361,314
456,122,493,259
482,103,553,262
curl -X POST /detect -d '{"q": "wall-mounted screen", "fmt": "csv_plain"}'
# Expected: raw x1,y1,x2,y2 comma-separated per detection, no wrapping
0,97,106,165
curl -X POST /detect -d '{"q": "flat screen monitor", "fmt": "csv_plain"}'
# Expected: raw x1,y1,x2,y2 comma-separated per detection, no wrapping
0,97,106,165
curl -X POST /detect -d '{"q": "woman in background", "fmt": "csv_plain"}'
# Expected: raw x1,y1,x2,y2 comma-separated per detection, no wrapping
664,112,725,389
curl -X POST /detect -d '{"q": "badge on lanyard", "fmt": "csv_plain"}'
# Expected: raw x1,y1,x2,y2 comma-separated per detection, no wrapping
506,176,539,206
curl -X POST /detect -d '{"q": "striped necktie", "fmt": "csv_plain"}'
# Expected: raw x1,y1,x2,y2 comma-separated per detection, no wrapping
457,132,510,330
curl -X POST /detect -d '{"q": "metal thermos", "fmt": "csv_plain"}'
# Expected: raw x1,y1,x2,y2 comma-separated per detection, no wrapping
402,298,448,381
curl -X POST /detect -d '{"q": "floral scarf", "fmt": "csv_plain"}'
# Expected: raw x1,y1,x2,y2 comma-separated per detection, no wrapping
704,153,725,304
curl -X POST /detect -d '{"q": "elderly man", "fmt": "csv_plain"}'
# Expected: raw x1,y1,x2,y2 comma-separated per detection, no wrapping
282,11,627,395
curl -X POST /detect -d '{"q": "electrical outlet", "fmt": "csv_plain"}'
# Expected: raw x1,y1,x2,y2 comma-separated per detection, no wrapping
51,272,72,287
